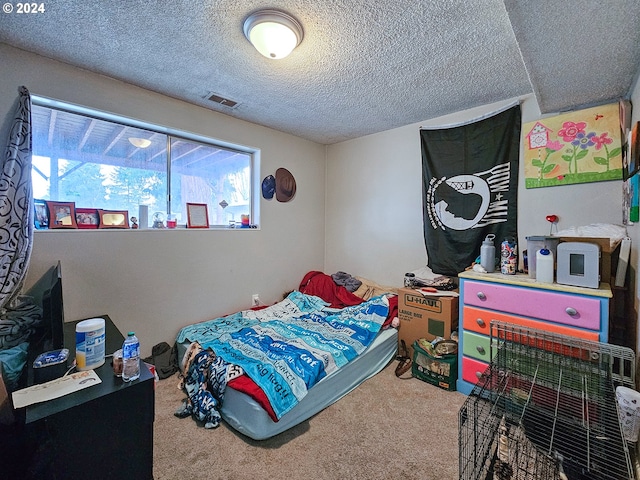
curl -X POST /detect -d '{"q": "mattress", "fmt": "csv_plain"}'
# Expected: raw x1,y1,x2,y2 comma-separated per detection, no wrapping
220,327,398,440
177,326,398,440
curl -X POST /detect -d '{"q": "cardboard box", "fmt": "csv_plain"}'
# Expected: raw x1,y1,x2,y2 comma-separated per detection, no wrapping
558,236,619,283
397,288,459,359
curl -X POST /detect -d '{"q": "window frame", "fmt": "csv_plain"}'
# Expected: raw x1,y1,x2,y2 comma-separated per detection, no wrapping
30,95,260,230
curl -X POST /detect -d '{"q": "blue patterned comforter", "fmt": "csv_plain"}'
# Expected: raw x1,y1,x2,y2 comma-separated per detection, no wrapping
176,291,389,419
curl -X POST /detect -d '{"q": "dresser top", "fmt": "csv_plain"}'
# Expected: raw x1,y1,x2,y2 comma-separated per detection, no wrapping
458,270,612,298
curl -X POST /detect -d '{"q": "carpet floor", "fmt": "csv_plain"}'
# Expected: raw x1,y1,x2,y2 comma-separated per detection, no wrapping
153,362,466,479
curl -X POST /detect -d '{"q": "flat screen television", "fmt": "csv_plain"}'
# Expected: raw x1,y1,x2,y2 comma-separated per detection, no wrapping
27,261,65,352
42,262,64,351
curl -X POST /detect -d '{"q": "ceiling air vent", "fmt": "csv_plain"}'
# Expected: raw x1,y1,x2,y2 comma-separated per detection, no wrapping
205,93,239,109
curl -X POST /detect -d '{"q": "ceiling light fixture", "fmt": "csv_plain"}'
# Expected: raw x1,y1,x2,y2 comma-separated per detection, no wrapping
128,137,152,149
243,9,303,60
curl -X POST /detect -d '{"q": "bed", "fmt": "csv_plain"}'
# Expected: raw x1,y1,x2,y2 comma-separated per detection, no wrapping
174,271,399,440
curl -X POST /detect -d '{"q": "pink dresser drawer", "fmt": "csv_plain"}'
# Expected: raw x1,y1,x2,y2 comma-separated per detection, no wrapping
463,280,600,331
461,356,490,385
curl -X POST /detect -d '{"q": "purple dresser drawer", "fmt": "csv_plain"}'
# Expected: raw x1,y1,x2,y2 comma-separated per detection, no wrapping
463,280,600,331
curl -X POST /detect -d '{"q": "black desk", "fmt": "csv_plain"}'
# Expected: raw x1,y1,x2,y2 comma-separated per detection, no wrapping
11,316,155,479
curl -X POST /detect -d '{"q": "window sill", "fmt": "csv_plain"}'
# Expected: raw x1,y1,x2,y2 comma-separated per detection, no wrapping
34,225,260,232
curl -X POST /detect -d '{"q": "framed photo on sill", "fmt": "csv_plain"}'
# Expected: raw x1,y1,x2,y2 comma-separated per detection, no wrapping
186,203,209,228
75,208,100,229
98,210,129,229
47,201,77,229
34,199,49,230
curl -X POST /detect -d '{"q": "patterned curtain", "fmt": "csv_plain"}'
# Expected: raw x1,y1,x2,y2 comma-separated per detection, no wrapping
0,86,34,310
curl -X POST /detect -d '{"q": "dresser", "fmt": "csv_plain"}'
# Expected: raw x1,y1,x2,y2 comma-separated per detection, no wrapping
456,271,612,395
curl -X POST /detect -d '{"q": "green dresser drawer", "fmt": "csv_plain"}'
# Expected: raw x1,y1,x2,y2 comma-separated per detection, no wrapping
462,331,494,362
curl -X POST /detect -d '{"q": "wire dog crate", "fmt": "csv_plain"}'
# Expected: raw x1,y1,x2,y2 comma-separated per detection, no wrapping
459,321,636,480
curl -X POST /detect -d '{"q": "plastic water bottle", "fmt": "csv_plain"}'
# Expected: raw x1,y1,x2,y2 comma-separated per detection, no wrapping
480,234,496,272
122,331,140,382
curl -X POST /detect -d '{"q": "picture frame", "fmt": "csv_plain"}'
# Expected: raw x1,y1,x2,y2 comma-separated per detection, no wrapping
47,201,77,229
75,208,100,229
34,199,49,229
631,173,640,223
629,121,640,179
98,209,130,229
186,203,209,228
522,103,623,188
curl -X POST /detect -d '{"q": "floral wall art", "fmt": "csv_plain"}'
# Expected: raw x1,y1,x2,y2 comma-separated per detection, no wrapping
523,103,623,188
625,121,640,223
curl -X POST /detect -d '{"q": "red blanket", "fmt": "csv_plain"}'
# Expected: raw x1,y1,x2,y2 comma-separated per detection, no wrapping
299,271,364,308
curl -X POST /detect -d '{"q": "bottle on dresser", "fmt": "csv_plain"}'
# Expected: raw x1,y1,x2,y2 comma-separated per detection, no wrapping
500,238,517,275
122,331,140,382
535,248,554,283
480,234,496,273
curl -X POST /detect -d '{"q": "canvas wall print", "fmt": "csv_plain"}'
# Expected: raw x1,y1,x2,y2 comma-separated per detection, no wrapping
630,173,639,223
523,103,622,188
629,121,640,178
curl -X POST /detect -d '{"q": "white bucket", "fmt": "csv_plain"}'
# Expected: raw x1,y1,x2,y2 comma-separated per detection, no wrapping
75,318,106,370
616,386,640,443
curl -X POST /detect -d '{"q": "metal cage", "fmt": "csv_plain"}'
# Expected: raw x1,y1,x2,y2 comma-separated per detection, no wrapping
459,321,636,480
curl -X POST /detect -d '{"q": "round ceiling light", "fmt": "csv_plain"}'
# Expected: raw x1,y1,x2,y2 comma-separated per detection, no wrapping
128,137,152,149
243,9,303,60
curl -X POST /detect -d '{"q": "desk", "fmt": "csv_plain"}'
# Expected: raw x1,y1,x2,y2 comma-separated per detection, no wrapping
9,316,154,479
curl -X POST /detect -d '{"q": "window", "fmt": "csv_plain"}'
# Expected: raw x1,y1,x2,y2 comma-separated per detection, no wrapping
31,97,257,228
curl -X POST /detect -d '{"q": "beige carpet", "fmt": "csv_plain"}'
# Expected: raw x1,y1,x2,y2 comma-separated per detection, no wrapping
153,362,466,480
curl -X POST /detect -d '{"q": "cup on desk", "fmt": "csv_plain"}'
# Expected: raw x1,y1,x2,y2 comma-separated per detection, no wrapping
112,349,123,377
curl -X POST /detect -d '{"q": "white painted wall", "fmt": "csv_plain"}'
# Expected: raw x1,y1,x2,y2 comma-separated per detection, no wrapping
0,44,326,356
323,121,427,283
627,75,640,351
2,41,638,355
325,96,625,287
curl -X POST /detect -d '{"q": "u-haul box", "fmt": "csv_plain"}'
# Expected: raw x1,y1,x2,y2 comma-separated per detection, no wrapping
397,288,459,359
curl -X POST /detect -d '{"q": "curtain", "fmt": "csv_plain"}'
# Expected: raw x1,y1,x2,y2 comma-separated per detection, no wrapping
420,104,521,276
0,86,34,310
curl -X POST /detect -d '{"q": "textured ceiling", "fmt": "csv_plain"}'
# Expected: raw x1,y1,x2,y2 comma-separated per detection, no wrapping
1,0,639,145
